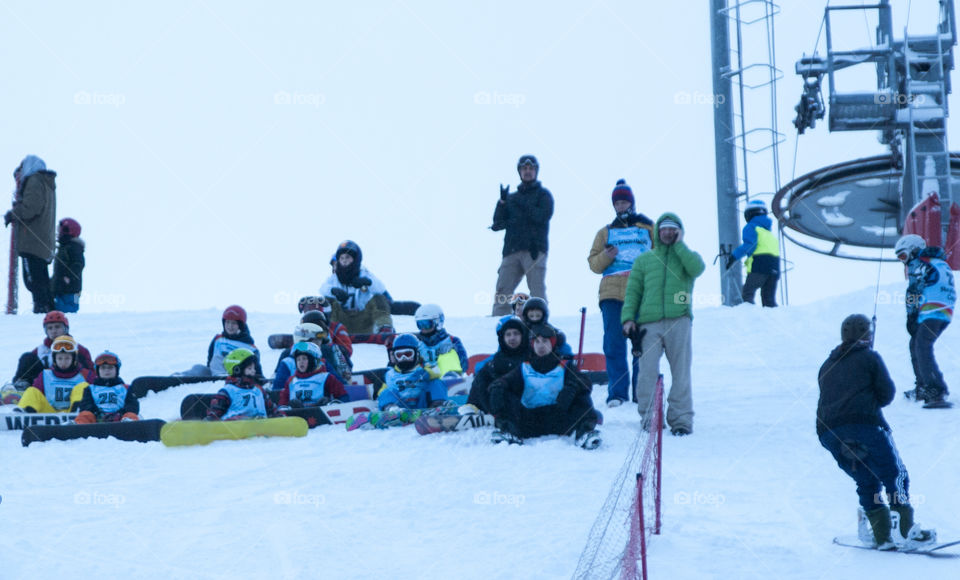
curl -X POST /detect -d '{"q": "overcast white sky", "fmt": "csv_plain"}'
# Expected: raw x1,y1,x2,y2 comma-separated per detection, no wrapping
0,1,953,317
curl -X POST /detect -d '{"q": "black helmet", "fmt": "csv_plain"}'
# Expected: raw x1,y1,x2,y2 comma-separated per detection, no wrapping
517,154,539,175
840,314,872,344
522,297,549,323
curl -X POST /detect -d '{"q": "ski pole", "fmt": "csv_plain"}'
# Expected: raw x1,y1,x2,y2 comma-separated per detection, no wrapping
576,307,586,368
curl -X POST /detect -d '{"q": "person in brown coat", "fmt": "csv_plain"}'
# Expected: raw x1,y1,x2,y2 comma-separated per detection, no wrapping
4,155,57,313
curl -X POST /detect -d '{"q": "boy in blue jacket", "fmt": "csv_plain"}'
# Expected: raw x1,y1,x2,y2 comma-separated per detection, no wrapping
726,199,779,307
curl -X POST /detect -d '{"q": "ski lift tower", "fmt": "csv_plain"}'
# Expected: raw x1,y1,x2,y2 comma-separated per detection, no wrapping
779,0,960,268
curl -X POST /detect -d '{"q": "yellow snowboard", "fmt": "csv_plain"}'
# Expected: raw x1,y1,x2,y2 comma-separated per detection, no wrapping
161,417,308,447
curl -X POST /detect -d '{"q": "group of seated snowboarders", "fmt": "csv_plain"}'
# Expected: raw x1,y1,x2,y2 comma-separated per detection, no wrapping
5,287,603,449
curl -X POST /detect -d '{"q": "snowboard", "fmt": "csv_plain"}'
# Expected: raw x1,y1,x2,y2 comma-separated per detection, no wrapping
414,409,495,435
1,412,80,431
268,332,396,350
21,419,166,447
833,536,960,557
129,374,228,399
179,393,376,426
345,409,423,431
160,417,309,447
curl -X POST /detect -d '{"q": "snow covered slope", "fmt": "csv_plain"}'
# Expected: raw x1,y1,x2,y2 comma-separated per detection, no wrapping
2,285,958,579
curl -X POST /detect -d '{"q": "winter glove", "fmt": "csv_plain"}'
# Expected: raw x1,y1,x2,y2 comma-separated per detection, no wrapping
500,184,509,201
555,386,576,412
3,211,12,227
288,398,304,409
102,412,122,423
628,327,646,357
351,277,372,289
724,255,737,270
329,288,349,303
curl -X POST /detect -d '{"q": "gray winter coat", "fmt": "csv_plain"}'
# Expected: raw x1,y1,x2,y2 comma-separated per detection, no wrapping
10,156,57,262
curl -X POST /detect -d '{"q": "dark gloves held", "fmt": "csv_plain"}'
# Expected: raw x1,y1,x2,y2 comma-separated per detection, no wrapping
628,327,646,357
329,288,349,303
724,255,737,270
500,184,509,201
351,277,372,289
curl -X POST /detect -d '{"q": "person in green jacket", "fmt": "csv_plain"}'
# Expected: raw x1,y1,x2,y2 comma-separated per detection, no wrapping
621,213,705,436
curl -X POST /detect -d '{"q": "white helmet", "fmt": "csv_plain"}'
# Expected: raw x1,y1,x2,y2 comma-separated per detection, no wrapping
894,234,926,260
414,303,444,332
293,322,327,343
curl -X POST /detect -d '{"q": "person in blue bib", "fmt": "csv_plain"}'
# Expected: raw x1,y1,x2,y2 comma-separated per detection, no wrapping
17,335,93,413
895,234,956,407
487,325,600,449
75,351,139,423
588,179,655,406
205,349,283,421
205,305,259,376
413,304,469,379
377,334,448,411
726,199,780,307
278,342,347,407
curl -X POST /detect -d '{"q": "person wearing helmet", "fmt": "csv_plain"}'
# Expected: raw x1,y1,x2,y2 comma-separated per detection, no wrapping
204,305,259,376
11,310,94,388
272,320,351,390
413,304,469,378
52,217,85,313
588,179,656,406
490,154,554,316
725,199,780,307
205,348,283,420
520,298,573,359
895,234,955,407
319,240,394,334
486,325,601,449
5,155,57,313
377,334,448,411
818,314,937,550
621,213,705,436
75,351,140,423
298,301,353,359
277,341,347,407
468,316,530,414
17,335,94,413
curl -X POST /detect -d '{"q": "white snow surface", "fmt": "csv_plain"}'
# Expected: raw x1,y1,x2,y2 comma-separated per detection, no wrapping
3,286,959,579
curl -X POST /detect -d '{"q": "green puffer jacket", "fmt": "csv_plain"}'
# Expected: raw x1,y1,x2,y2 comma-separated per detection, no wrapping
620,213,705,324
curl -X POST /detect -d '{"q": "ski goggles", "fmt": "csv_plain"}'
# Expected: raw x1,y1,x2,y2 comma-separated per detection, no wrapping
509,293,529,307
393,348,417,362
95,352,119,366
416,319,436,331
51,338,78,353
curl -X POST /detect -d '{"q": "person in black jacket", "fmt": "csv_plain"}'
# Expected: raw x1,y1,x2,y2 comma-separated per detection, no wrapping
817,314,935,551
52,218,85,313
487,325,600,449
490,155,554,315
468,316,529,413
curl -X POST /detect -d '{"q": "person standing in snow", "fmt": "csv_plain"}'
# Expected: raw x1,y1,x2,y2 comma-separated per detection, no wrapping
52,218,85,313
817,314,936,550
4,155,57,313
621,214,704,436
490,155,554,316
588,179,655,406
894,234,955,407
725,199,780,307
320,240,394,334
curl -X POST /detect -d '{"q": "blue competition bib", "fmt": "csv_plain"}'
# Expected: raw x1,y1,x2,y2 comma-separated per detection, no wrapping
220,384,267,420
520,363,565,408
603,226,652,277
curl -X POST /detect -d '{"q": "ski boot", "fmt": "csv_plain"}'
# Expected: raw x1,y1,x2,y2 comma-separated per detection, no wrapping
865,506,897,550
490,430,523,445
890,504,937,550
576,429,602,450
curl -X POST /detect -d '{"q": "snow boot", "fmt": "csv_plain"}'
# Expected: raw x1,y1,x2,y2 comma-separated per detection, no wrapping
890,504,937,550
490,430,523,445
576,429,602,450
865,506,897,550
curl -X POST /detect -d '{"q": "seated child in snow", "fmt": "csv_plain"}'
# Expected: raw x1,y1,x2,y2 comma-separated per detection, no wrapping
205,349,283,421
278,342,347,407
817,314,936,550
413,303,468,379
17,335,94,413
468,316,530,414
52,217,85,313
377,334,448,411
11,310,94,388
204,305,259,376
272,320,351,390
521,298,574,359
75,351,140,423
320,240,394,334
298,296,353,360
